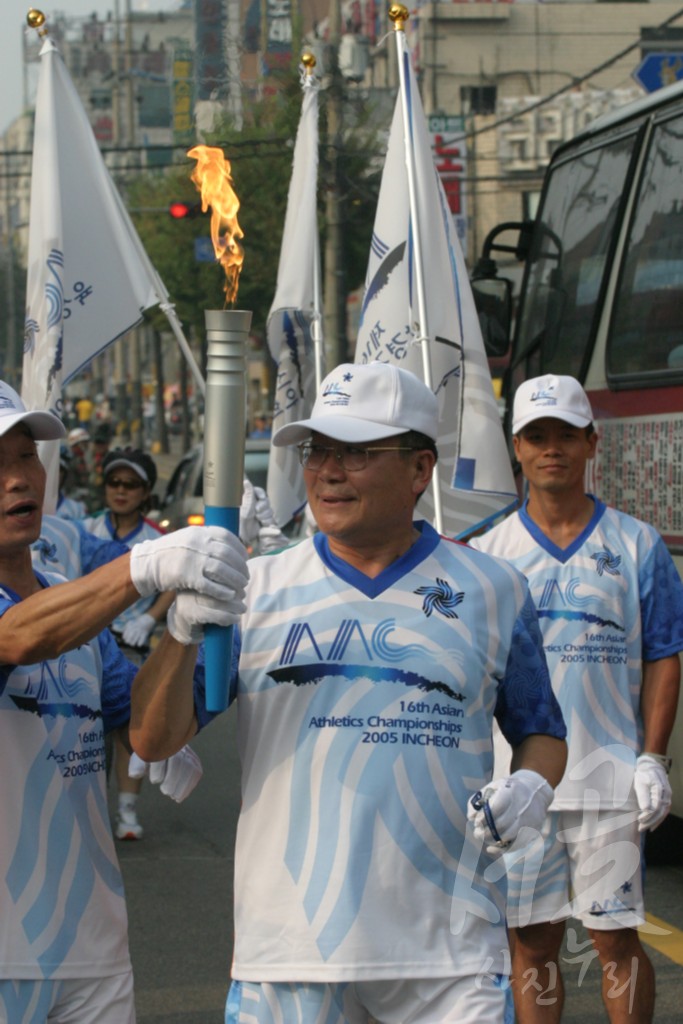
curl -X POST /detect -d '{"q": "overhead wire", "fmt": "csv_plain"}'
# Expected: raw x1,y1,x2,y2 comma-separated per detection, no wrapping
462,4,683,141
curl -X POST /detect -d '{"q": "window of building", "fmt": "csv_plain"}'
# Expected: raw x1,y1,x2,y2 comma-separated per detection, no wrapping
460,85,497,116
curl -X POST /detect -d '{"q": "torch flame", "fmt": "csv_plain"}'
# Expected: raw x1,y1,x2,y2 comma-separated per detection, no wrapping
188,145,244,306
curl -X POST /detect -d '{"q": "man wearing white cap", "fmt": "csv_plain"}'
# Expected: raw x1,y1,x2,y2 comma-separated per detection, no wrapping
470,373,683,1023
132,361,567,1024
0,380,248,1023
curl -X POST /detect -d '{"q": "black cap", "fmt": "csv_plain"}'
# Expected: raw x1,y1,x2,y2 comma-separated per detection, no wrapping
103,447,157,489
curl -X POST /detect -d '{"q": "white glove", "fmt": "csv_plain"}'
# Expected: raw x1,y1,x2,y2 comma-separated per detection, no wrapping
253,486,288,554
167,589,245,646
633,754,672,832
128,746,203,803
468,769,554,853
129,526,248,600
258,525,288,554
121,612,156,648
253,486,277,528
239,478,259,547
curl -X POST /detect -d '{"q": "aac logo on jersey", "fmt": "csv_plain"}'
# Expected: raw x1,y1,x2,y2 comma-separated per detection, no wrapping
536,573,624,632
268,615,466,703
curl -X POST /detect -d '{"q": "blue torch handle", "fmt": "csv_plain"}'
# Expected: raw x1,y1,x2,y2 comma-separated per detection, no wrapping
203,504,239,712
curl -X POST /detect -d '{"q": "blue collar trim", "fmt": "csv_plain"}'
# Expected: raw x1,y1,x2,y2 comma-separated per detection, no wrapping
313,521,441,597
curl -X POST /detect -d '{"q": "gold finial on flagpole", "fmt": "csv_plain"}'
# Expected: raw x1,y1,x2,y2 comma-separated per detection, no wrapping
301,52,316,75
388,4,409,32
27,8,49,36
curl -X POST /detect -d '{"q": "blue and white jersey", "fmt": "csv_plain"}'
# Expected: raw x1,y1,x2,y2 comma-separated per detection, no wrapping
470,498,683,810
31,516,129,582
82,512,165,633
230,522,564,983
55,493,87,521
0,573,136,980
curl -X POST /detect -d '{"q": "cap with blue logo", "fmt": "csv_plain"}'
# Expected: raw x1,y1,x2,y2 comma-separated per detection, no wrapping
0,380,66,440
272,362,439,445
512,374,594,435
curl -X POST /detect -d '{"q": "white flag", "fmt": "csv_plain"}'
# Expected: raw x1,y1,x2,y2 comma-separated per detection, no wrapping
22,39,172,509
266,79,322,527
354,36,516,539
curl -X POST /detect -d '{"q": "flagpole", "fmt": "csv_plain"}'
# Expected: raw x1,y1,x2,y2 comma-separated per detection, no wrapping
265,52,321,527
311,232,324,390
302,53,324,390
389,4,444,533
159,301,206,397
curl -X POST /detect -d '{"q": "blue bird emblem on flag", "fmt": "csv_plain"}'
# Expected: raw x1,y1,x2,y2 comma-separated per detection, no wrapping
414,578,465,618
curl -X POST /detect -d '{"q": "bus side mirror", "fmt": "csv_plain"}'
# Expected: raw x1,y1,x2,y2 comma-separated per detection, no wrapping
471,273,512,358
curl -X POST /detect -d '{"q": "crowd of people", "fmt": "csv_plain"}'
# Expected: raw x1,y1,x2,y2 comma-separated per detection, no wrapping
0,364,679,1024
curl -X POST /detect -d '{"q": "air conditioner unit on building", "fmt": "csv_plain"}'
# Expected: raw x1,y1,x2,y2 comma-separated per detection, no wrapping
339,34,369,82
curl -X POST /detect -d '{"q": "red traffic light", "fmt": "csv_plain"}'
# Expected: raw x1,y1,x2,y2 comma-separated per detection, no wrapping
169,201,200,219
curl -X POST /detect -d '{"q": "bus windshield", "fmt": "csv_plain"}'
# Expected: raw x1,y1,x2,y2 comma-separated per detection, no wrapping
608,112,683,380
516,133,635,378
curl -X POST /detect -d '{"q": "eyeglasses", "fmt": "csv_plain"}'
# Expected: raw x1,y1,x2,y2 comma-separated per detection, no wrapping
297,442,417,473
106,477,144,491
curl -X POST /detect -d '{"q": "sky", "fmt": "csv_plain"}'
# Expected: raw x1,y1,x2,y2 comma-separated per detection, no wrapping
2,0,180,135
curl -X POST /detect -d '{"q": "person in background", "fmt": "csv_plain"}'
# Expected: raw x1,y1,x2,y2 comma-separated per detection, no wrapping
0,379,248,1024
67,426,93,506
248,413,271,439
84,448,175,840
131,361,567,1024
142,395,156,444
56,443,88,520
470,374,683,1024
75,394,94,430
90,421,114,510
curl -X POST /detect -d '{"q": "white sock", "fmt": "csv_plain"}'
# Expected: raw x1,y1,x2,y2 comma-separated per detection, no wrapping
119,793,138,814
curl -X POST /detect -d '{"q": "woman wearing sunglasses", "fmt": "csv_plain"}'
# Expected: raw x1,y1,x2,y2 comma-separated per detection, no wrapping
84,448,175,840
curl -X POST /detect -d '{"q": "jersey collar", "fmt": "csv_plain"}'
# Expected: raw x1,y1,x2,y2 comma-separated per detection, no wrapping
519,494,606,563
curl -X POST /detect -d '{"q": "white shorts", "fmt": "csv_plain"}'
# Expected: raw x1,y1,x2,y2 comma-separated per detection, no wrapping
0,972,135,1024
225,975,508,1024
504,808,645,931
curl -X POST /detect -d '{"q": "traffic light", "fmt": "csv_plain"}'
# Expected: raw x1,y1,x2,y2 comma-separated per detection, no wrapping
168,201,202,219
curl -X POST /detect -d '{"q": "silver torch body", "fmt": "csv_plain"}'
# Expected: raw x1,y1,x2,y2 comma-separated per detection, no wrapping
202,309,250,712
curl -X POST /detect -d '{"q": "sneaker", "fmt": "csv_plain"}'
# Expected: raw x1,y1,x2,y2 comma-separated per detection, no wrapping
115,806,143,841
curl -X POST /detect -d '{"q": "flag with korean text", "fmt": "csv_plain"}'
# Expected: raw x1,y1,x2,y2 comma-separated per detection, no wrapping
354,34,516,539
266,76,321,527
23,38,170,511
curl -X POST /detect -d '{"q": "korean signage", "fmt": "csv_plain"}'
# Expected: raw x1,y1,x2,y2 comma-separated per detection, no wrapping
590,414,683,544
173,45,194,145
428,115,467,248
195,0,225,101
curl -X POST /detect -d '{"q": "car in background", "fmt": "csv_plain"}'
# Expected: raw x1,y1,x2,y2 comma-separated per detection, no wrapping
155,438,271,533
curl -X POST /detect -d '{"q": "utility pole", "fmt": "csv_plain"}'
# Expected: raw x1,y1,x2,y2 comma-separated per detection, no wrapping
152,329,169,453
124,0,135,150
1,137,18,386
129,329,143,448
322,0,346,369
112,0,121,147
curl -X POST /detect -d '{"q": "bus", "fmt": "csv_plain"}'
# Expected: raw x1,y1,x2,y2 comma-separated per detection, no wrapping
471,77,683,827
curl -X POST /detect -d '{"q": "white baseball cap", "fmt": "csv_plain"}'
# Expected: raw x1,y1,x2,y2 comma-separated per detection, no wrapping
512,374,594,434
272,362,439,445
0,381,66,441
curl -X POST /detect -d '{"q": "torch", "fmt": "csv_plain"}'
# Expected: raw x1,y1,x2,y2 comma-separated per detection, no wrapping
188,145,248,712
203,310,249,712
